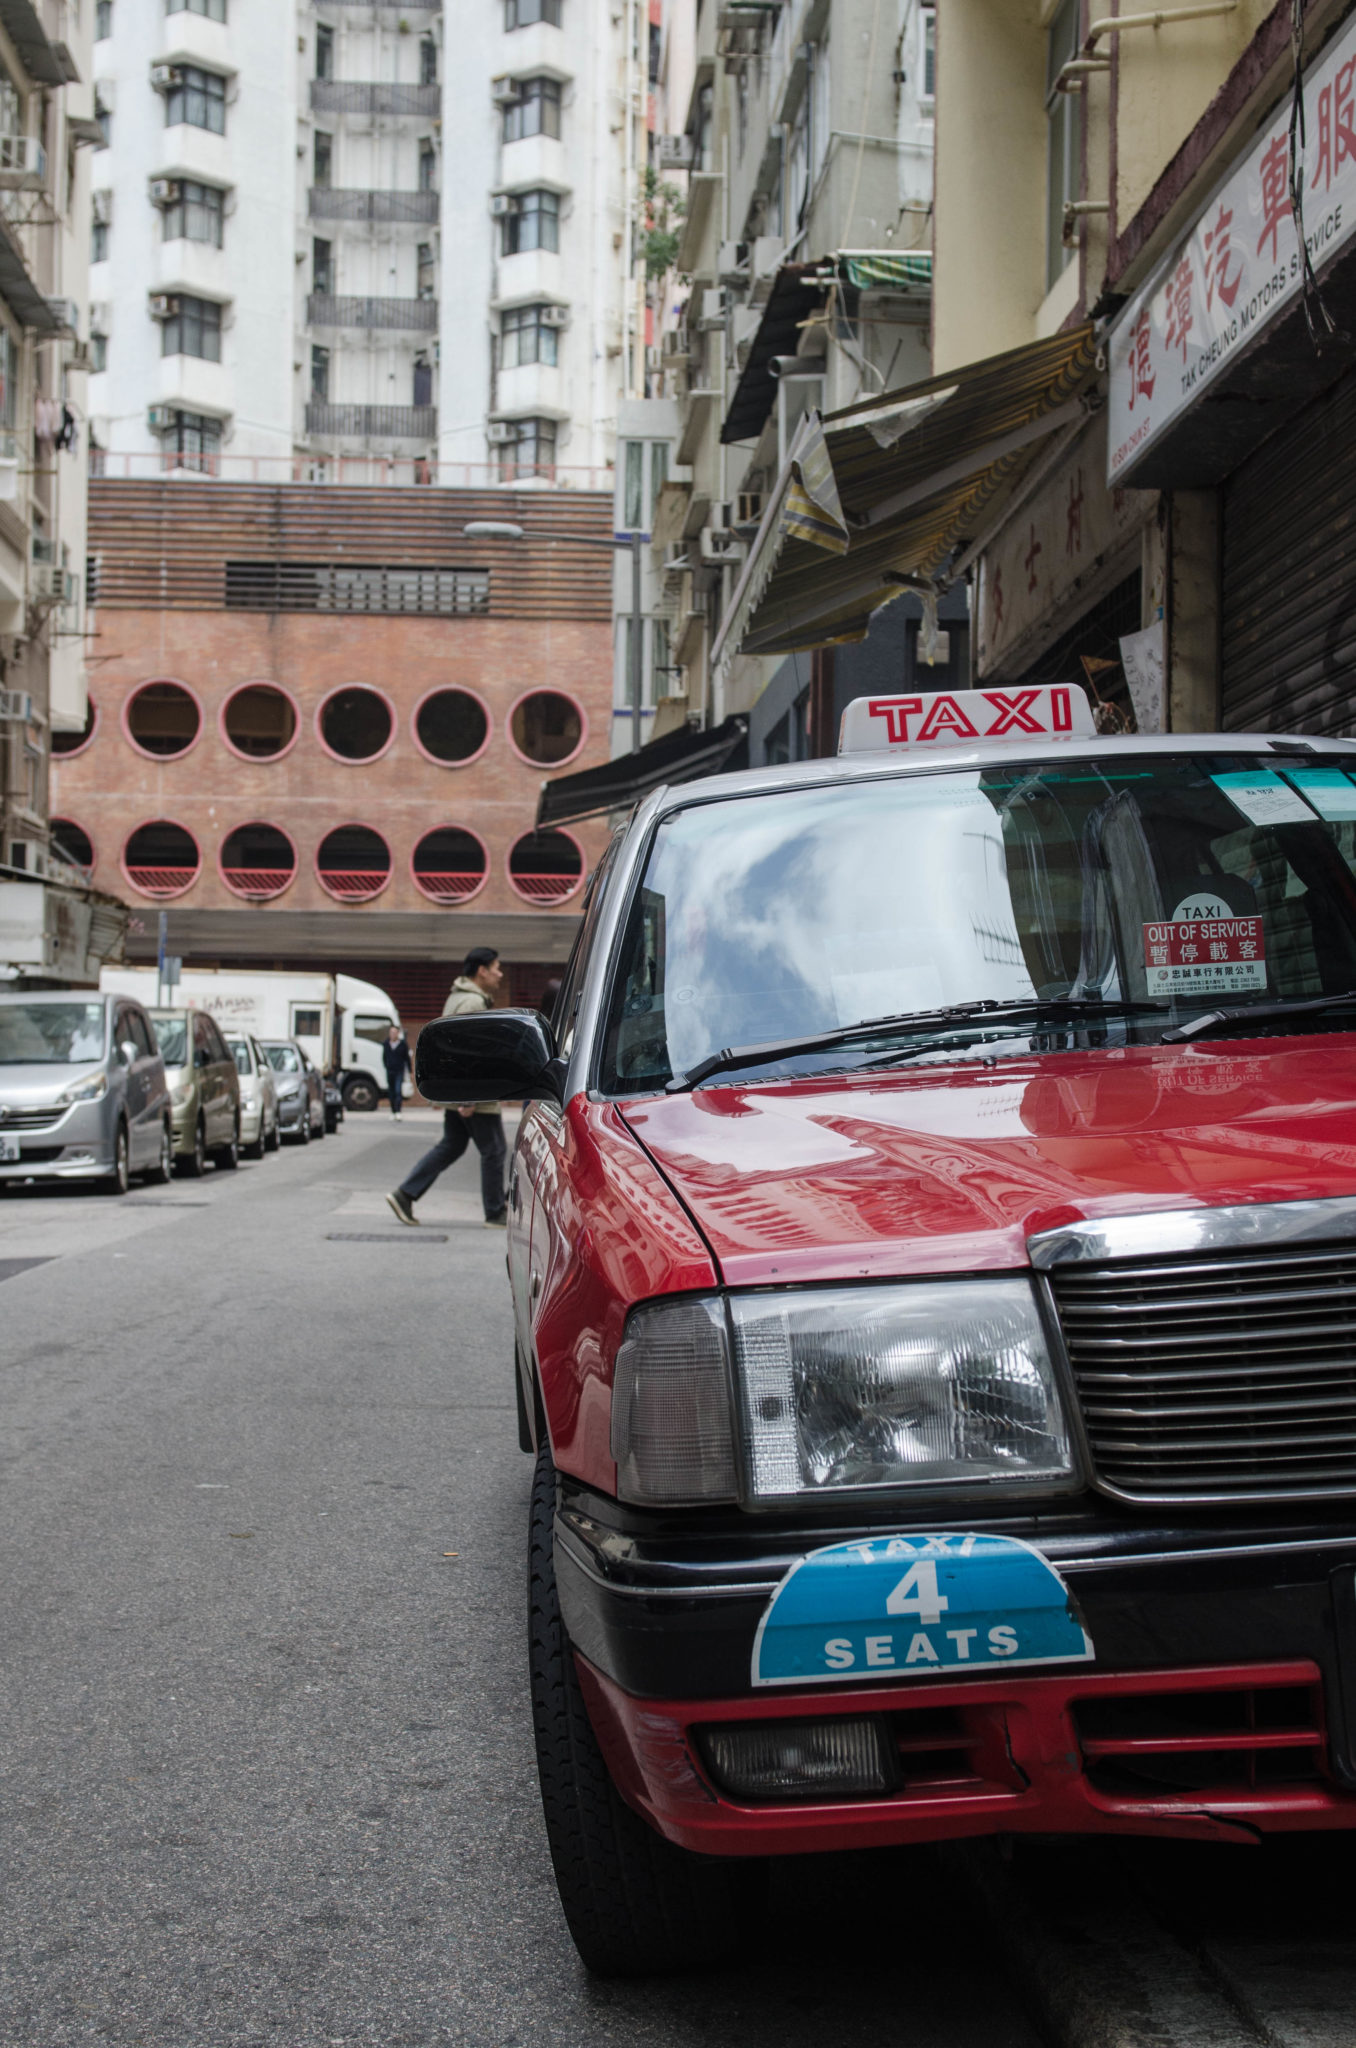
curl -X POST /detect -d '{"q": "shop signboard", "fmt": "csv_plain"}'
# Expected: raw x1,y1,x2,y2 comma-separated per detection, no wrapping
1108,7,1356,485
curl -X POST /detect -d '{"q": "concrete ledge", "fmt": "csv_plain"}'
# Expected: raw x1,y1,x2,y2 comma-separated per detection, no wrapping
124,907,583,965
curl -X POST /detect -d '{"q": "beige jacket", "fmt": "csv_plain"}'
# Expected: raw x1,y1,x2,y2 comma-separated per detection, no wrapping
443,975,497,1113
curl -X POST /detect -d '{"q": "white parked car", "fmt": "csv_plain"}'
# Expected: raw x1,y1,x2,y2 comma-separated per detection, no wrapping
224,1033,280,1159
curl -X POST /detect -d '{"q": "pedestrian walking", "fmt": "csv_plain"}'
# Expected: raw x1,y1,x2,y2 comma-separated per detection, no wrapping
386,947,508,1228
382,1022,412,1120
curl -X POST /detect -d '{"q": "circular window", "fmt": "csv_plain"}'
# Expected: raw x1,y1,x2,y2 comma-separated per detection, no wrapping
413,687,490,766
507,828,584,905
318,686,394,762
51,698,97,756
509,690,584,766
222,683,298,760
221,822,297,901
316,824,391,902
123,820,200,899
125,681,201,758
412,827,488,904
50,817,93,870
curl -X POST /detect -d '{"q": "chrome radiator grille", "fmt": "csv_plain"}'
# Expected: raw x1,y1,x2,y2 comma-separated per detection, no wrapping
1049,1242,1356,1501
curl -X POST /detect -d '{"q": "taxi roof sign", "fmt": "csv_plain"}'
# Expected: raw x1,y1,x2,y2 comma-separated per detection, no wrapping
839,684,1096,754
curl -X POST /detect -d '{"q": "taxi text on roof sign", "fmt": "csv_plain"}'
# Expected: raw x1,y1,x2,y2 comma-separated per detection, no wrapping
838,684,1095,754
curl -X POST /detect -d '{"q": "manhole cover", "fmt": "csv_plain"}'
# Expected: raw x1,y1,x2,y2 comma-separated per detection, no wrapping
325,1232,450,1243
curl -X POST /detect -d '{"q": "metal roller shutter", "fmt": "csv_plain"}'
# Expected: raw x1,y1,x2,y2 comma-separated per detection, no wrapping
1221,363,1356,735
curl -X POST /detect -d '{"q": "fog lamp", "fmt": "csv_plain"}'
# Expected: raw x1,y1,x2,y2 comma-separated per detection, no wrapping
697,1716,895,1802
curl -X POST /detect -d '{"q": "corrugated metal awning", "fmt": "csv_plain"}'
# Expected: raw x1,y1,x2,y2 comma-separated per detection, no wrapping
0,215,61,331
0,0,67,84
714,325,1098,662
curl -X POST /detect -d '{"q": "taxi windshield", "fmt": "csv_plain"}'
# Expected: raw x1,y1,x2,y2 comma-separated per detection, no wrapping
600,751,1356,1092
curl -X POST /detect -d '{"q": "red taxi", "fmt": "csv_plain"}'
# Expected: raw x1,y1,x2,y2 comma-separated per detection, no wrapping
417,687,1356,1975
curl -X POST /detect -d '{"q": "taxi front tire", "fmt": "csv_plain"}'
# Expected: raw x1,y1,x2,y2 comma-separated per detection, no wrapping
527,1438,765,1976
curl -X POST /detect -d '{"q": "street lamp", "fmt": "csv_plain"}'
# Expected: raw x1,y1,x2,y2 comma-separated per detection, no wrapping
462,519,648,755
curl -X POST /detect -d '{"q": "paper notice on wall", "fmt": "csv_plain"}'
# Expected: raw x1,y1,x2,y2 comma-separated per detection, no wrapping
1212,772,1317,827
1118,621,1164,734
1143,917,1266,995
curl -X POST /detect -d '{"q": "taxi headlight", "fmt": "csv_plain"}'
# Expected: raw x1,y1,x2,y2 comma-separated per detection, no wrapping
611,1282,1074,1507
732,1280,1073,1503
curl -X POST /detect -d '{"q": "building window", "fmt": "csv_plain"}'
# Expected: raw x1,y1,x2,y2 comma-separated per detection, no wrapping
163,179,224,246
90,331,108,372
502,187,559,255
315,25,334,81
165,64,226,135
311,345,329,401
650,440,668,514
500,304,559,369
167,0,227,18
155,410,221,473
1046,0,1079,288
920,5,936,101
419,38,437,85
95,89,111,147
495,416,556,475
0,329,16,432
91,217,109,263
312,237,332,294
623,441,643,529
417,241,435,298
652,615,672,699
162,293,222,362
503,77,561,143
692,81,713,172
418,141,436,190
225,562,489,615
413,355,433,406
96,0,112,36
313,131,332,187
507,0,562,23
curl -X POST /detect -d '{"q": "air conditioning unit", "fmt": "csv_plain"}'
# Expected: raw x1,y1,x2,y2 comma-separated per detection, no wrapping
490,74,520,105
149,294,180,320
736,489,764,526
45,298,77,334
0,689,33,723
149,62,184,93
92,189,113,226
698,527,733,564
31,565,70,606
655,134,693,170
489,193,520,218
539,304,569,328
147,404,178,430
0,133,45,186
486,420,516,444
696,287,727,332
148,176,181,205
65,339,92,371
660,326,690,360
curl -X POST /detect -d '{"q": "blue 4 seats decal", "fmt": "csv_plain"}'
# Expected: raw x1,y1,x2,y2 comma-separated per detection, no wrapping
751,1532,1094,1688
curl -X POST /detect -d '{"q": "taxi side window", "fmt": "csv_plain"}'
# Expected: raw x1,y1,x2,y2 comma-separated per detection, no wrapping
124,1009,155,1059
554,832,622,1063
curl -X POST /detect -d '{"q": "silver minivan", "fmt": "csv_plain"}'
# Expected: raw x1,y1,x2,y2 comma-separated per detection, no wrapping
0,991,173,1194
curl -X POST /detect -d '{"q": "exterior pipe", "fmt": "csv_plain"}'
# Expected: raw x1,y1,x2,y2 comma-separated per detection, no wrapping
1086,2,1237,47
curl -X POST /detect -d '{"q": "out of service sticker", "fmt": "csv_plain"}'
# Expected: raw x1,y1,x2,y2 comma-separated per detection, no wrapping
750,1532,1094,1688
1143,914,1266,994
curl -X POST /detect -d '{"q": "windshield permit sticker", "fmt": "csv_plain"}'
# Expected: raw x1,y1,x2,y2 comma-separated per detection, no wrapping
750,1532,1094,1688
1144,916,1265,995
1211,771,1318,827
1281,766,1356,821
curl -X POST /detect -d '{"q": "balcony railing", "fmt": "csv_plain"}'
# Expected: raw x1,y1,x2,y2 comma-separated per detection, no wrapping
317,867,389,902
304,403,438,440
310,82,441,117
125,866,198,898
413,871,486,904
510,871,582,904
321,0,439,7
222,867,294,899
308,294,437,331
91,451,616,490
310,188,439,223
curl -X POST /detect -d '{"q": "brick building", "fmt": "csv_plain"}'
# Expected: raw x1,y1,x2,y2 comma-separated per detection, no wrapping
51,477,613,1041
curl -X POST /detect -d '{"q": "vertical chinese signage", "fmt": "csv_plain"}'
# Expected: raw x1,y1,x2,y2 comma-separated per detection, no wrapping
1107,11,1356,485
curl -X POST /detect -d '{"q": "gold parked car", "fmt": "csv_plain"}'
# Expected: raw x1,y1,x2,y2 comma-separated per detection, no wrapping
149,1007,241,1176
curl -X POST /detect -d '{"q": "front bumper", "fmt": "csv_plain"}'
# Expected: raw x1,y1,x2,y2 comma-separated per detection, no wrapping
0,1100,115,1180
555,1488,1356,1854
276,1094,307,1129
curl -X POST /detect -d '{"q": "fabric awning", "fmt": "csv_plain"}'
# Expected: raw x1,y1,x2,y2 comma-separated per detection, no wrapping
713,325,1098,662
536,716,749,829
722,262,825,446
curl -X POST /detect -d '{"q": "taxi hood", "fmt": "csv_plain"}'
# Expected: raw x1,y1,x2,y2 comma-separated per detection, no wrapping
620,1037,1356,1287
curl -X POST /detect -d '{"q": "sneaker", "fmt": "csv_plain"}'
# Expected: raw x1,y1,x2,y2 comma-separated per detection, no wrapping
484,1211,508,1228
386,1190,418,1226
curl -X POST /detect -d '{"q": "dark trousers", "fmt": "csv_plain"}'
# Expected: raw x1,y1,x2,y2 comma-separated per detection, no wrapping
399,1110,506,1218
387,1077,404,1114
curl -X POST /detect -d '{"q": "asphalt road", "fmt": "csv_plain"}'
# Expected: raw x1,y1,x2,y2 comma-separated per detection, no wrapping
0,1113,1041,2048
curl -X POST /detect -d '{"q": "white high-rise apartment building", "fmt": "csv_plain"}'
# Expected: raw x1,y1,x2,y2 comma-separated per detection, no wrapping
88,0,638,483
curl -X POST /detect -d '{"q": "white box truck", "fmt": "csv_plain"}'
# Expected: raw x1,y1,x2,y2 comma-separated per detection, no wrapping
99,968,400,1111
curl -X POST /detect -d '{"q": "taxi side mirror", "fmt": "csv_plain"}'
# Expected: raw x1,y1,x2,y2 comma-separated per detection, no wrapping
416,1009,563,1105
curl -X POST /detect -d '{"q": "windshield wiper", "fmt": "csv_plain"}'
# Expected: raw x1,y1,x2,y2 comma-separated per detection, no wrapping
1161,990,1356,1043
666,997,1168,1093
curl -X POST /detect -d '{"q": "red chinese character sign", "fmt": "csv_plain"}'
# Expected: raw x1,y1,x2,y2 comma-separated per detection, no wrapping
1108,5,1356,486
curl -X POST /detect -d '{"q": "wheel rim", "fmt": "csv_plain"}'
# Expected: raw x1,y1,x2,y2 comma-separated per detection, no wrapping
116,1130,129,1191
196,1125,205,1170
161,1129,171,1175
